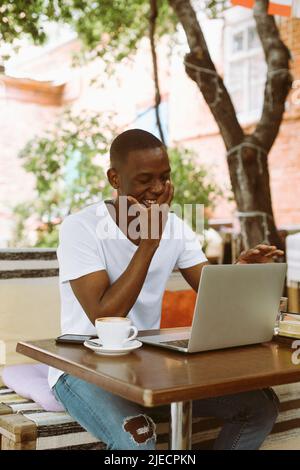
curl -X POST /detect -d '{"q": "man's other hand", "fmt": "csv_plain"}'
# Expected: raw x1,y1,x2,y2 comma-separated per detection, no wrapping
236,244,284,264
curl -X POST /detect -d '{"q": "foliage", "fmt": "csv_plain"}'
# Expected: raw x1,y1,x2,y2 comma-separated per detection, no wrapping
196,0,230,18
12,111,222,247
12,108,116,247
0,0,47,48
0,1,229,63
0,0,177,63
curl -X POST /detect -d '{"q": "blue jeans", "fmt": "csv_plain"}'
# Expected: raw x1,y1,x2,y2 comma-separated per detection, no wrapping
53,374,279,450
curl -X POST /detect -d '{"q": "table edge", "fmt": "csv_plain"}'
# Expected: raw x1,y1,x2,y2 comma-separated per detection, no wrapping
16,340,300,407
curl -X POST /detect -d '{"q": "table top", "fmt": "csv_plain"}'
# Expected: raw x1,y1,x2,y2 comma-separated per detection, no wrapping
16,328,300,407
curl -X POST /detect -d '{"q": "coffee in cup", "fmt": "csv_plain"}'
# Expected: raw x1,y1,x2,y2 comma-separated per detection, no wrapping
95,317,138,349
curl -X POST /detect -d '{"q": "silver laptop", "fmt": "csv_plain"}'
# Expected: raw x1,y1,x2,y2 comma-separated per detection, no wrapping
138,263,287,353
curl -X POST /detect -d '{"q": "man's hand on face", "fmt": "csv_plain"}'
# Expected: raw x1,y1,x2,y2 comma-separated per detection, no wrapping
127,180,174,245
236,244,284,264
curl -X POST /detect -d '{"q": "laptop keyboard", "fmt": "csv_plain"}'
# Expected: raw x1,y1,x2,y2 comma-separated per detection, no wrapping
160,339,189,349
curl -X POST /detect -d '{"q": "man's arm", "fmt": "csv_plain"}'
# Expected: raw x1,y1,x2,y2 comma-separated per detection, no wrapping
70,240,159,325
180,244,284,293
235,244,284,264
179,261,209,292
70,183,174,326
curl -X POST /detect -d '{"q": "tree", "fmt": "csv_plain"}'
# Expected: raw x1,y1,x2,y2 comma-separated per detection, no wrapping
13,108,116,247
2,0,292,249
13,108,221,246
168,0,291,250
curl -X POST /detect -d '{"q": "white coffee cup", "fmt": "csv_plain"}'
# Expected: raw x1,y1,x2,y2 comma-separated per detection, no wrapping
95,317,138,349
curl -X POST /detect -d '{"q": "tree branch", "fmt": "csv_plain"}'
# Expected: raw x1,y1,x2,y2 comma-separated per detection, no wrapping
149,0,166,144
168,0,244,149
253,0,293,152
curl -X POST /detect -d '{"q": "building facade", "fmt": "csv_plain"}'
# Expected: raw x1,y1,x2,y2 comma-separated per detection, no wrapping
0,6,299,246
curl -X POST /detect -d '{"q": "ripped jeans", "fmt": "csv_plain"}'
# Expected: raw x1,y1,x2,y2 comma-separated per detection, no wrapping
53,374,279,450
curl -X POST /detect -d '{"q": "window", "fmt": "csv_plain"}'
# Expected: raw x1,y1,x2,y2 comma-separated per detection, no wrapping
133,101,169,145
224,21,266,123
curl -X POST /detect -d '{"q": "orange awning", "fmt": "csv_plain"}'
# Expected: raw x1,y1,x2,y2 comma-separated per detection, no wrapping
231,0,293,17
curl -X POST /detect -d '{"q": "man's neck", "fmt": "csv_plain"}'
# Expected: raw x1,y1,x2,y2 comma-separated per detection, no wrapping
105,198,141,246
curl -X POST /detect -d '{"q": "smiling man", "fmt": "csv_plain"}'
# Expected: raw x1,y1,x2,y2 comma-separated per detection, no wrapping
49,129,283,450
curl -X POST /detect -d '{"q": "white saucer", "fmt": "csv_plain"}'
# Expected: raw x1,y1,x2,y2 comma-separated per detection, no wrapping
83,338,143,356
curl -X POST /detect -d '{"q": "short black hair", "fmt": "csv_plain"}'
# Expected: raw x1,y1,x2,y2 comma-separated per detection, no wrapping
110,129,164,168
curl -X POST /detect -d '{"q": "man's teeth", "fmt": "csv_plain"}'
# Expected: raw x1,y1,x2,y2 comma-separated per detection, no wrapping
144,200,157,204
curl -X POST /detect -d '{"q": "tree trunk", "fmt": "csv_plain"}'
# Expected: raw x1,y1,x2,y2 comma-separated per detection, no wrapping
149,0,166,144
168,0,292,250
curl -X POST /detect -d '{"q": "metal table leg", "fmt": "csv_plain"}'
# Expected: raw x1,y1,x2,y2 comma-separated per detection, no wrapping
169,400,192,450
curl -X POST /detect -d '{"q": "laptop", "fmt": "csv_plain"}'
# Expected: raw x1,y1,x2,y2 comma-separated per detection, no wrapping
138,263,287,353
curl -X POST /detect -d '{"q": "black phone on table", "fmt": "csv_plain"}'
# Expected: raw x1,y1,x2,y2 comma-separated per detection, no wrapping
55,334,97,344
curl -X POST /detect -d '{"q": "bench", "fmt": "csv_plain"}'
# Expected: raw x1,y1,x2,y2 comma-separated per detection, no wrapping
1,248,300,450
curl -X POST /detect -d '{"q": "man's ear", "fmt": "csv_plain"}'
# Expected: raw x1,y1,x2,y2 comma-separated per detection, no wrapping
107,168,120,190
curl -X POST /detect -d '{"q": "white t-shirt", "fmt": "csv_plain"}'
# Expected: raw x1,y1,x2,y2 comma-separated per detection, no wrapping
48,201,207,388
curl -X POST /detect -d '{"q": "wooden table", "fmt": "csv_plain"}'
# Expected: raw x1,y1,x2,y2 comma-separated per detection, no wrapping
16,329,300,450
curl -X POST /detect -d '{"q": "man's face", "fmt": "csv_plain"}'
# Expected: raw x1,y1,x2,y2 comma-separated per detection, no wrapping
114,146,171,208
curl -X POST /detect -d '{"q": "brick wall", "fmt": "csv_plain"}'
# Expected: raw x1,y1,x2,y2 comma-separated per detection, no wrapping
0,101,60,245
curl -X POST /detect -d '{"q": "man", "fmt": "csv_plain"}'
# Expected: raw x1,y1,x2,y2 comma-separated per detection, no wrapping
49,129,283,450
